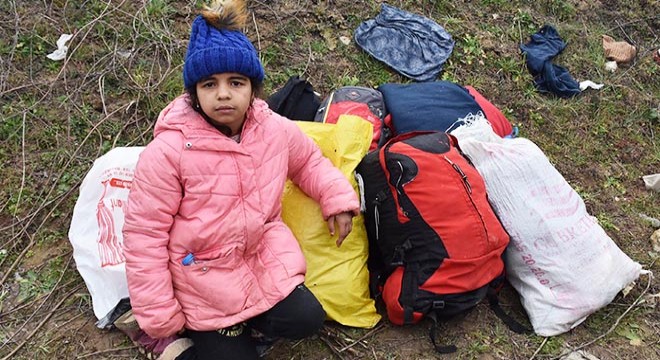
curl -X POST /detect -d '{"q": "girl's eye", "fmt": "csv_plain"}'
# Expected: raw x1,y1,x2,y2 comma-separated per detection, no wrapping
231,80,245,87
202,82,215,88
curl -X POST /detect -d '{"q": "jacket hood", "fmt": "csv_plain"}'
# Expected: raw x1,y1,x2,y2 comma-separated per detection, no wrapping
153,94,270,138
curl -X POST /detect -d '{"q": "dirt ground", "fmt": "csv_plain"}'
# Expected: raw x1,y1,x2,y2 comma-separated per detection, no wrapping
0,0,658,359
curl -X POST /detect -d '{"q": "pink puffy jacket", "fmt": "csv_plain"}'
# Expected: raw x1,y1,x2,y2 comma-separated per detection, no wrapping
122,95,359,338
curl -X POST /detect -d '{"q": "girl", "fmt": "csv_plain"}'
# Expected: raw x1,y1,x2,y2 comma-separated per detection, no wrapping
121,1,359,359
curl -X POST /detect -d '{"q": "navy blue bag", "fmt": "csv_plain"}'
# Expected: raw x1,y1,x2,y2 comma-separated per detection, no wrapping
378,81,484,135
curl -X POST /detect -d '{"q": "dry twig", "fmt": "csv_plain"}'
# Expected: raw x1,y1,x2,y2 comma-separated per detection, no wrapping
528,337,548,360
319,331,347,360
551,272,654,360
338,322,386,353
1,283,83,360
76,345,139,359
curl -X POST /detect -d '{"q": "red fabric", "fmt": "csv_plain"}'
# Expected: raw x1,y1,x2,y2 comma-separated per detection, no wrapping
382,267,424,325
324,101,381,151
378,132,509,323
383,114,393,134
465,86,513,137
420,252,505,294
390,133,509,262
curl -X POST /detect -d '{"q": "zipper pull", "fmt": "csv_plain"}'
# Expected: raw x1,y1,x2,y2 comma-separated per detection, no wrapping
182,253,195,266
374,204,380,241
394,161,405,195
444,156,472,194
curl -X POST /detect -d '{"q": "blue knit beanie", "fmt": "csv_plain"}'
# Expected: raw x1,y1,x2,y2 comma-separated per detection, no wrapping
183,15,265,89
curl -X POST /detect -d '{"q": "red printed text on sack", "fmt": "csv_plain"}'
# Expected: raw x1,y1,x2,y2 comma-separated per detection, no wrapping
96,168,134,267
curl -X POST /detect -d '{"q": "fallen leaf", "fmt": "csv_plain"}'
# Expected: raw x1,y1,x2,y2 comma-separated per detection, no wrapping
622,281,635,297
339,36,351,45
642,292,659,308
604,60,617,72
650,229,660,252
321,29,337,51
561,349,600,360
630,338,643,346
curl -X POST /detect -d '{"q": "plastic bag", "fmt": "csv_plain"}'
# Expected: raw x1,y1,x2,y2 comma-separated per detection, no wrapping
451,114,641,336
282,115,381,328
68,147,145,322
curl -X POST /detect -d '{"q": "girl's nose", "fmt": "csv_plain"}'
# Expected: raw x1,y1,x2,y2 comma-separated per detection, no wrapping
216,84,231,99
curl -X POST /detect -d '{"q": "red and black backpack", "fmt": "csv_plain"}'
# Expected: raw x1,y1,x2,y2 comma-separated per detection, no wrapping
355,131,527,352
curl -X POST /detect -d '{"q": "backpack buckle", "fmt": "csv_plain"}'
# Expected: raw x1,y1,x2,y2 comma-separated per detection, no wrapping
391,239,413,266
432,300,445,309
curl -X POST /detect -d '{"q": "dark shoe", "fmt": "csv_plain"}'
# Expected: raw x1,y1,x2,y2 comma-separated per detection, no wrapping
115,310,193,360
250,328,278,358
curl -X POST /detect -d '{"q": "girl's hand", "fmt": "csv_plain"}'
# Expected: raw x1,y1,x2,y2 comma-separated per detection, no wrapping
327,212,354,247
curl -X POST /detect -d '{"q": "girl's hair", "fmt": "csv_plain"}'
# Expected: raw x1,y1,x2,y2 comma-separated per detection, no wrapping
186,80,264,136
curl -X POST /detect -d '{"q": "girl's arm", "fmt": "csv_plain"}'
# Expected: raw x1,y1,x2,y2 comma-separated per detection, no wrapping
122,138,186,338
283,119,360,220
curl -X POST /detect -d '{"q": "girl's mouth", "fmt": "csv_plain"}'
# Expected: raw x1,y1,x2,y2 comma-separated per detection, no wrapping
215,106,234,113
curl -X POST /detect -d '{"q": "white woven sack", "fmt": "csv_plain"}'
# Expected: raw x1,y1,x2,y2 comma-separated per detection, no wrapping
451,115,641,336
68,147,145,320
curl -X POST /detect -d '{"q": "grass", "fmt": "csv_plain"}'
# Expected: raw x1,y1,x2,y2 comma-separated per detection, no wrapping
0,0,658,359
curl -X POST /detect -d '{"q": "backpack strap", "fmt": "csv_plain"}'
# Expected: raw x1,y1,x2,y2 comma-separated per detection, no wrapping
427,312,457,354
487,276,531,334
401,261,418,324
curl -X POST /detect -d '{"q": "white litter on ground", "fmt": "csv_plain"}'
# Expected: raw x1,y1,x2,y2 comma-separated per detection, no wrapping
46,33,73,61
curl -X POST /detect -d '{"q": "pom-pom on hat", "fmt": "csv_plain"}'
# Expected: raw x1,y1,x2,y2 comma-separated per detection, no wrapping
183,0,264,89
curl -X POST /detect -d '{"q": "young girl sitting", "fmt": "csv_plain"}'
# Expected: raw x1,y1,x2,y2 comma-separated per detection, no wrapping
121,1,359,359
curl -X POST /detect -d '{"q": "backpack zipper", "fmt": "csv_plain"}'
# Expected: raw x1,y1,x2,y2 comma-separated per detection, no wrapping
444,155,492,245
394,161,405,195
443,156,472,194
395,161,411,218
374,193,383,240
374,204,380,240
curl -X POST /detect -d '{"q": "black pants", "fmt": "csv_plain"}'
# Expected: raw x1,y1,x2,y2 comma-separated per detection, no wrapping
177,284,325,360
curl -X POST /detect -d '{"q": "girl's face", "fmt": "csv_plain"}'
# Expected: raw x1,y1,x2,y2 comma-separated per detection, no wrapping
195,72,253,135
